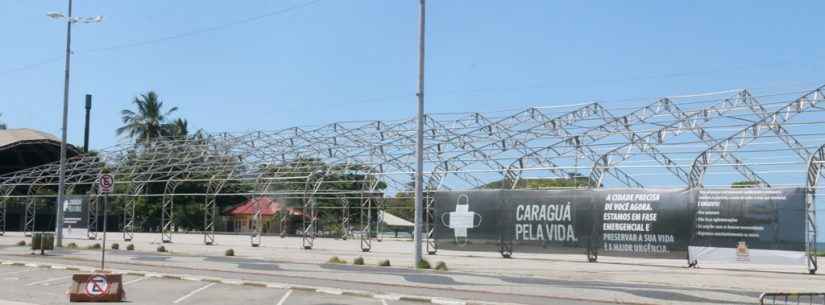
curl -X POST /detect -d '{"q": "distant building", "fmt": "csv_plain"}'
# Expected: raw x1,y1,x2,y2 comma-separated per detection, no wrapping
224,197,302,234
0,128,81,231
378,210,414,238
0,128,80,176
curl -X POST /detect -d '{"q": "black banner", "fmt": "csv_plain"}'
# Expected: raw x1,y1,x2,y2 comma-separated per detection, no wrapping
594,189,693,258
433,188,806,262
688,188,806,264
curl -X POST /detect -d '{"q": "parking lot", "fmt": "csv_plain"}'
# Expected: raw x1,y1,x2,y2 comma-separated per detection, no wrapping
0,264,423,305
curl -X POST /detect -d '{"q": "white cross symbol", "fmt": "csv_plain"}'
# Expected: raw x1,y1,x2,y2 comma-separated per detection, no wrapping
449,204,478,238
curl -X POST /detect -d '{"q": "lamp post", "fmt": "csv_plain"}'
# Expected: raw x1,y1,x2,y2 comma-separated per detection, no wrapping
48,0,103,248
414,0,426,267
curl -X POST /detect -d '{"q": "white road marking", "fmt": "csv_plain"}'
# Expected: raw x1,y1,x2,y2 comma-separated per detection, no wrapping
317,288,343,295
172,282,215,304
0,269,34,276
123,276,148,286
25,275,72,286
381,299,389,305
0,299,40,305
275,289,292,305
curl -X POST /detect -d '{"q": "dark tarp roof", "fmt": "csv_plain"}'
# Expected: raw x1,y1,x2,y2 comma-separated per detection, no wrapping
0,129,81,176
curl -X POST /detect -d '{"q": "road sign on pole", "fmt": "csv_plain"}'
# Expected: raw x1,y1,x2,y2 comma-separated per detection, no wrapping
97,173,112,270
98,174,114,194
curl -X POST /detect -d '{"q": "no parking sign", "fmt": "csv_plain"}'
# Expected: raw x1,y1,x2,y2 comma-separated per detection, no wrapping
98,174,114,194
68,273,125,302
85,275,109,296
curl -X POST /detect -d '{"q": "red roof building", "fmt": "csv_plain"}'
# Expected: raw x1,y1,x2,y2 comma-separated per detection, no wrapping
225,197,301,233
226,197,301,216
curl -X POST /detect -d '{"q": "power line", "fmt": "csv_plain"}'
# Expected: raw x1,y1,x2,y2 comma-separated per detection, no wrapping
0,0,322,77
81,0,323,54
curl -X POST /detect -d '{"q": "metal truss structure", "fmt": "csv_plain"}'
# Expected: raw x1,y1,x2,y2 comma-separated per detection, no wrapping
0,85,824,265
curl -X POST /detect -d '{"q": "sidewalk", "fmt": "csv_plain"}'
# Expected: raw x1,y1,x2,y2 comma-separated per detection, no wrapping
1,232,821,305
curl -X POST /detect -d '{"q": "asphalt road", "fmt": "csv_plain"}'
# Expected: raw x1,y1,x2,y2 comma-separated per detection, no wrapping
0,264,433,305
0,253,626,305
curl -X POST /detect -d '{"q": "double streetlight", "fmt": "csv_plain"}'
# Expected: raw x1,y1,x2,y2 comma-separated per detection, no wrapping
48,0,103,248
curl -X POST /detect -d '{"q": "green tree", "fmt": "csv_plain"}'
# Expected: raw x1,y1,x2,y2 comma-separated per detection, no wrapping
731,180,760,188
0,113,6,130
481,175,592,189
171,118,188,139
116,91,179,144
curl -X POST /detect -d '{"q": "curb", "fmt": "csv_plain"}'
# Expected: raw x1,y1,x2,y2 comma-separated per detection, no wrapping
0,259,516,305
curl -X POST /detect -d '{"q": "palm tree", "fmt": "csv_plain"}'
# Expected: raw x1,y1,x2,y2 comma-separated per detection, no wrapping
116,91,178,144
171,118,188,139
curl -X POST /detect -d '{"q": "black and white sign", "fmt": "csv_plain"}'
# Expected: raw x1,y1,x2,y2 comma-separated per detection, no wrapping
688,188,807,265
433,188,808,267
594,189,692,258
62,196,88,239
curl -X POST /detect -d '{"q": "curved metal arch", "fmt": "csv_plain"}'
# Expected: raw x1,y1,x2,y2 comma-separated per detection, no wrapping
301,164,328,250
508,98,683,189
203,157,237,245
428,104,608,190
591,92,773,188
359,166,385,252
804,144,824,274
0,185,17,236
22,168,61,236
158,141,215,243
689,86,824,188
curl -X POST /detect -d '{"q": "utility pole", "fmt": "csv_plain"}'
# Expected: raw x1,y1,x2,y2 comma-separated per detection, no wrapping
414,0,426,267
55,0,74,248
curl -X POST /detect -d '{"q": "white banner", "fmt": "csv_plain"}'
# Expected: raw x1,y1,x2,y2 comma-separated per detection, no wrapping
688,246,807,266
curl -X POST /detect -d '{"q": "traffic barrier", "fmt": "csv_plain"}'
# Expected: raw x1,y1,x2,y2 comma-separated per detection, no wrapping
68,273,125,302
31,232,54,254
759,292,825,304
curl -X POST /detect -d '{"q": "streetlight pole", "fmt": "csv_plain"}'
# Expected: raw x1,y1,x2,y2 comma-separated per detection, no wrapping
55,0,74,248
414,0,426,267
49,0,102,248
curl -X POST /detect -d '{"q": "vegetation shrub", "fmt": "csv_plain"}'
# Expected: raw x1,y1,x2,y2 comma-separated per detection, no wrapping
378,259,391,267
126,244,135,251
16,240,25,246
87,243,101,250
434,261,448,271
111,243,119,250
327,256,346,264
353,257,364,265
66,242,78,249
416,259,431,269
156,245,167,253
225,249,235,256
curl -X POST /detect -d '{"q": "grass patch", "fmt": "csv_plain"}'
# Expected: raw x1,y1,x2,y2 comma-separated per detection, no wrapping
156,245,167,253
126,244,135,251
353,257,364,265
416,259,431,269
817,251,825,257
378,259,391,267
111,243,119,250
16,240,26,246
86,243,101,250
434,261,448,271
225,249,235,256
327,256,347,264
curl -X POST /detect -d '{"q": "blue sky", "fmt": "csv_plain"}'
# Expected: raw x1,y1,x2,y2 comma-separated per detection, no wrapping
2,1,824,149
